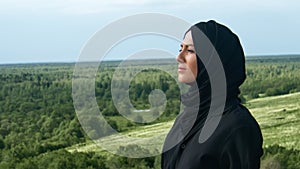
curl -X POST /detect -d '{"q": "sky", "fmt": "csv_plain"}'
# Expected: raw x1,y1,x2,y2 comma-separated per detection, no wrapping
0,0,299,64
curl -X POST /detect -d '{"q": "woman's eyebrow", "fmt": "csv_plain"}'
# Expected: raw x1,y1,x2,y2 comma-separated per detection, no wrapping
180,44,194,47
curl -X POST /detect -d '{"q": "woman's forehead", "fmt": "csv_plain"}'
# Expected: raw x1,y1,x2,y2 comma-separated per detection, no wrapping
182,30,193,46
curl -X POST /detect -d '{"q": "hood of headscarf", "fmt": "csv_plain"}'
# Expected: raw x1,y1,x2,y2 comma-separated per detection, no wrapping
187,19,245,136
183,20,246,108
162,20,246,159
181,20,246,139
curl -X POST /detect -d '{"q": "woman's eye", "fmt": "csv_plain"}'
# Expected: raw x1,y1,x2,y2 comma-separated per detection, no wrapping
178,49,195,53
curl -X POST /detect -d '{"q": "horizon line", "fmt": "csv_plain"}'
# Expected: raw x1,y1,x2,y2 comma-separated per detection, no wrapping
1,54,300,65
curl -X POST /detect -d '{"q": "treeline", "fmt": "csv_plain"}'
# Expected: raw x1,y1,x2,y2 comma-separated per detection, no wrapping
241,56,300,99
2,144,300,169
261,145,300,169
0,63,182,168
0,145,159,169
0,64,85,167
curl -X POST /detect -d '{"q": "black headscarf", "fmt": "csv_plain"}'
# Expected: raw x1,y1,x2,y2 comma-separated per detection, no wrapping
162,20,246,167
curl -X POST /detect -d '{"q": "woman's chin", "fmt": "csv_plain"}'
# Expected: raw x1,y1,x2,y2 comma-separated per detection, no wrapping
178,76,196,84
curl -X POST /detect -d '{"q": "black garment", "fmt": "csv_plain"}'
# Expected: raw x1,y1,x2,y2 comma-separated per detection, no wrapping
161,20,263,169
161,101,263,169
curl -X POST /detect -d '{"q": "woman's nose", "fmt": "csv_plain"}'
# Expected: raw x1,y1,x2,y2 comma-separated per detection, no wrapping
176,50,185,63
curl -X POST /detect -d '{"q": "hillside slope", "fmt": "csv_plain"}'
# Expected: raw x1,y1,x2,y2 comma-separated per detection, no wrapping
68,92,300,154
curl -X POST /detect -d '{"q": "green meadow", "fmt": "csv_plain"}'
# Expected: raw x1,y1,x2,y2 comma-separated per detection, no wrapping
247,92,300,150
68,91,300,154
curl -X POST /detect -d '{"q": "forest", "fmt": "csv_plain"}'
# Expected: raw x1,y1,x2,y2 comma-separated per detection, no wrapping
0,55,300,169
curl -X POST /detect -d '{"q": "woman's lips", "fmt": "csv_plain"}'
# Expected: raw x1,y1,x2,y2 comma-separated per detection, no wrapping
178,67,186,72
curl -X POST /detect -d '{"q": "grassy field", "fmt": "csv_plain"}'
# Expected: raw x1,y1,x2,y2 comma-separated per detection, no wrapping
67,92,300,154
246,92,300,149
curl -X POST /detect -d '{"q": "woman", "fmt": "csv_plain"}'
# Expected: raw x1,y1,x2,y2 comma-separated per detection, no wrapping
161,20,263,169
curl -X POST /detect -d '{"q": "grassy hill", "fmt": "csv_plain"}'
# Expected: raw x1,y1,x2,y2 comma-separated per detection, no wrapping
67,92,300,155
246,92,300,149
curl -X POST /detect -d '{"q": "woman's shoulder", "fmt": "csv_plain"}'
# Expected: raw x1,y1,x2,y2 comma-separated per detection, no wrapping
214,104,262,141
222,104,259,127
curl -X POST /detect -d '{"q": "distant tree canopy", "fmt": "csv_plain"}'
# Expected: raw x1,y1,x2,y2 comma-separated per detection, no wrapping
240,56,300,99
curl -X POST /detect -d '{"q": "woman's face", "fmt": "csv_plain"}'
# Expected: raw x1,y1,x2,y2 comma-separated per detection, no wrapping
176,30,198,83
